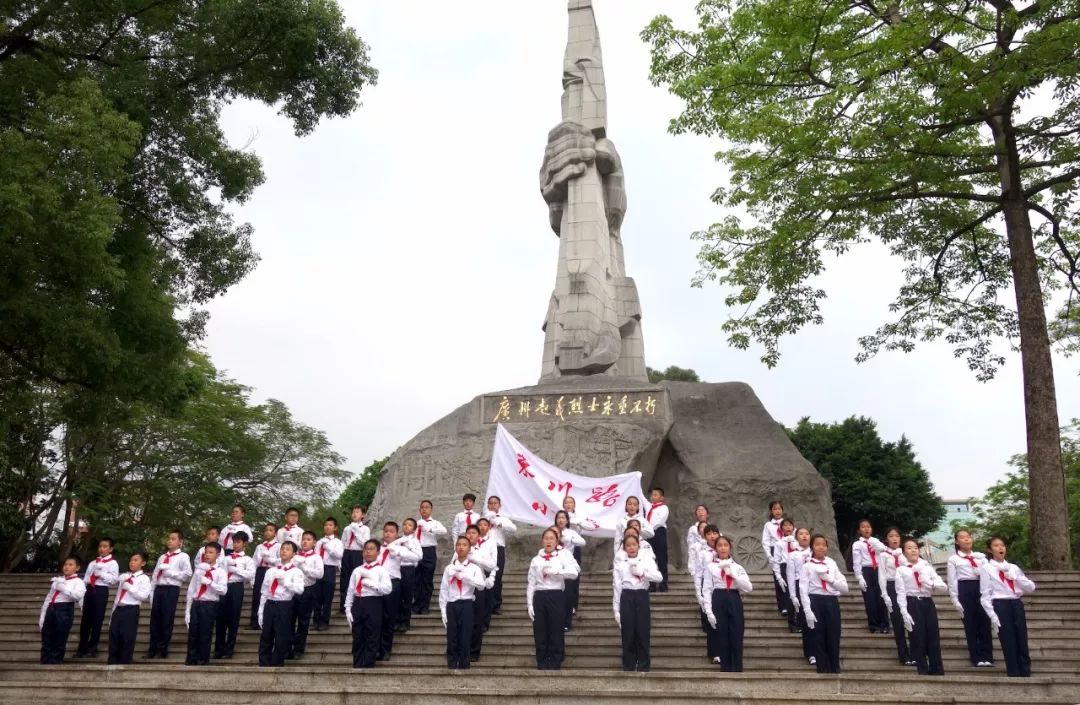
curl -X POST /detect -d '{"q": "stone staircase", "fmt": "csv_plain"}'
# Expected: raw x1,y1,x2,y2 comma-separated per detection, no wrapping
0,568,1078,704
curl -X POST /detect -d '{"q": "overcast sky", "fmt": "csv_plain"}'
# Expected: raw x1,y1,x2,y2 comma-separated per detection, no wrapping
206,1,1077,501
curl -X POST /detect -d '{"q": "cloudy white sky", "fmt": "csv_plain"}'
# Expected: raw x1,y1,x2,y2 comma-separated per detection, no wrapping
206,1,1077,501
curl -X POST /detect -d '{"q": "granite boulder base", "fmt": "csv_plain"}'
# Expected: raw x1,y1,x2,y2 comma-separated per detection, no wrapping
367,376,840,570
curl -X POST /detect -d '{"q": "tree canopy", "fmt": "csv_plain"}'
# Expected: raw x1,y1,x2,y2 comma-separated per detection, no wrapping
644,0,1076,568
646,365,701,383
787,416,945,559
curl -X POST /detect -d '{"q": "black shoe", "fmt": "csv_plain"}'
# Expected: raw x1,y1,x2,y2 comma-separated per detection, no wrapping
492,608,502,615
658,585,669,593
185,660,196,666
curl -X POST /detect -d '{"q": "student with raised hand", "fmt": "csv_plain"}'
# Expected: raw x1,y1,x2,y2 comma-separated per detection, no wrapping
614,496,654,547
314,517,343,632
413,499,447,615
193,526,224,568
799,533,849,674
250,523,280,630
185,542,228,665
527,527,580,670
107,551,152,665
784,527,815,664
340,505,369,614
980,536,1036,677
554,509,585,630
345,539,392,669
645,487,670,592
451,492,479,544
772,518,798,632
484,495,517,615
760,500,786,615
473,518,499,634
439,535,486,670
947,528,994,667
687,505,710,556
895,537,947,675
612,533,661,672
395,518,423,632
877,527,913,665
219,504,253,557
376,521,420,661
694,524,721,663
215,531,254,660
465,523,497,662
39,555,86,664
257,540,305,667
290,531,324,660
148,529,192,659
702,535,753,672
852,518,890,633
75,536,118,659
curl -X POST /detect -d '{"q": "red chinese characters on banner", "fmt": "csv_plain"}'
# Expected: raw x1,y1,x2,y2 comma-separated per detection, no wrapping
531,501,549,516
516,453,535,479
547,480,573,502
586,483,621,508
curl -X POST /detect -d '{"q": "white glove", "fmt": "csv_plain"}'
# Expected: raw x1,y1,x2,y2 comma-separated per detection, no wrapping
630,564,644,577
528,604,535,622
902,612,914,632
857,574,867,591
346,609,354,627
198,562,211,571
707,612,717,629
777,575,787,593
614,612,621,629
200,575,212,586
541,565,555,577
185,608,191,628
952,599,964,617
50,576,64,589
441,610,448,628
991,615,1002,633
1006,565,1018,581
805,610,817,630
485,574,495,590
884,596,894,613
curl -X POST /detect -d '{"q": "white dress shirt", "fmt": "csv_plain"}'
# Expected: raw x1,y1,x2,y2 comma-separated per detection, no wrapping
344,562,393,620
257,562,305,627
316,536,344,567
701,558,753,621
185,562,228,624
451,509,479,543
771,535,798,581
851,536,887,573
193,546,227,569
798,556,849,610
644,501,669,529
39,575,86,628
615,540,655,566
437,558,487,623
219,521,253,551
896,558,947,602
294,549,325,587
152,550,192,588
396,534,423,567
979,559,1036,625
225,551,256,585
877,546,904,608
687,524,705,554
558,527,586,552
785,546,811,601
112,571,152,612
83,555,120,589
947,550,987,609
612,554,662,622
526,549,580,613
377,538,421,579
469,538,498,575
252,540,281,569
341,522,370,552
614,514,655,547
415,517,447,548
276,524,304,546
761,518,783,564
483,511,518,547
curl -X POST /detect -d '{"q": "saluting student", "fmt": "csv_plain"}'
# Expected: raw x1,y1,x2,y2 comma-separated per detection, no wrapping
395,518,422,632
465,524,497,661
345,540,392,669
645,487,669,592
107,551,152,665
215,531,254,660
980,536,1036,677
614,497,654,552
692,523,720,662
554,510,585,630
314,517,343,631
257,540,305,667
277,507,303,546
290,531,324,659
799,534,849,674
219,504,253,556
413,499,447,615
484,495,517,615
185,542,228,665
947,529,994,667
526,528,580,670
451,493,479,544
771,518,798,632
852,518,890,633
377,521,420,661
702,535,753,672
761,500,786,615
439,536,486,670
75,536,118,658
147,529,192,659
250,523,280,630
474,519,499,633
339,506,369,614
877,527,913,665
687,504,710,556
39,555,86,664
784,527,815,664
193,526,225,568
612,533,661,672
895,538,947,676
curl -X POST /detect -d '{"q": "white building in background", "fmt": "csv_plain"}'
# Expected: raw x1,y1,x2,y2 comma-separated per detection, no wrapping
923,499,978,565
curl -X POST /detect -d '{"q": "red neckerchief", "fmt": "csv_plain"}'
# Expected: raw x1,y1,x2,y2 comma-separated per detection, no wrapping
196,568,214,599
50,575,79,605
89,555,113,586
646,501,664,522
270,564,295,597
960,552,979,569
908,562,922,589
116,572,139,604
809,558,829,591
863,538,878,569
452,559,469,593
997,563,1016,593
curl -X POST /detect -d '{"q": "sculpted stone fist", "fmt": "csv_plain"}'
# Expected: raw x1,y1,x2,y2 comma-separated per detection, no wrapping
540,121,596,205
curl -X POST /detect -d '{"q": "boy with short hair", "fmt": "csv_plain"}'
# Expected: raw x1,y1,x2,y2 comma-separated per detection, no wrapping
147,529,192,658
215,531,254,659
451,493,478,544
258,540,305,667
107,551,152,665
314,517,343,630
39,555,86,664
395,518,422,632
413,499,447,615
466,523,497,661
376,521,420,660
647,487,670,592
484,496,516,614
339,506,369,614
345,539,392,668
220,504,253,552
290,531,324,659
75,536,118,658
250,523,280,630
185,542,227,665
277,508,303,546
194,526,226,568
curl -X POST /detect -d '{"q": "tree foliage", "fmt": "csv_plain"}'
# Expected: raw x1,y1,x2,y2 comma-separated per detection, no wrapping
646,365,701,383
787,416,945,558
329,457,388,521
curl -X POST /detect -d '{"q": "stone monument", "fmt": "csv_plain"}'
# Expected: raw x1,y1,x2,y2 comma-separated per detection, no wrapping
367,0,839,569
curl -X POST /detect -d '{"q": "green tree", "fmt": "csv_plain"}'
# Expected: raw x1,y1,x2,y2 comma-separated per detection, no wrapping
646,365,701,383
787,416,945,560
644,0,1076,568
965,421,1080,567
331,457,389,520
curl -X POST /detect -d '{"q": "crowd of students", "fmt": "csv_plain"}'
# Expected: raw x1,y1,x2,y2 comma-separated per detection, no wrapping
37,492,1037,677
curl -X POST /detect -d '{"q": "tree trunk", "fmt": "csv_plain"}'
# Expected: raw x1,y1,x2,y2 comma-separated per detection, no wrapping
990,111,1071,569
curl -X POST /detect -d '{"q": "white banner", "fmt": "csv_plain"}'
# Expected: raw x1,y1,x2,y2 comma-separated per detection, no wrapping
485,424,645,538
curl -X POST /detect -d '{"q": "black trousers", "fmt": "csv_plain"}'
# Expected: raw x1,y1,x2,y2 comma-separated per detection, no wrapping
340,550,361,612
906,596,944,675
290,585,317,656
315,565,337,628
532,589,565,670
885,580,910,663
214,582,244,658
398,566,417,629
711,589,744,672
993,599,1032,677
148,585,179,657
470,591,486,659
481,577,494,632
107,605,140,664
445,599,472,669
351,596,382,668
250,567,267,629
379,578,400,658
795,581,812,659
76,584,108,655
186,600,218,664
563,576,578,629
258,599,294,667
809,594,842,673
958,579,994,664
414,547,436,613
493,547,506,610
861,566,889,631
653,526,668,590
40,603,74,664
619,589,650,671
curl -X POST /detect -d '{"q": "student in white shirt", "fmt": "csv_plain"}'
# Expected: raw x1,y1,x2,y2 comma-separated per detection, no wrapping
612,533,661,671
250,523,280,630
291,531,325,659
395,518,423,632
314,517,343,631
799,533,849,674
257,540,305,667
214,531,254,660
980,536,1036,677
75,536,118,658
852,518,890,633
185,542,228,665
554,510,585,630
193,526,225,568
219,504,253,558
451,492,479,544
276,507,303,546
39,555,86,664
148,529,193,659
876,527,912,665
413,499,448,615
947,528,994,667
771,518,797,632
784,527,814,664
687,504,710,558
761,500,786,615
465,524,497,662
614,497,654,554
345,540,393,669
895,537,947,675
377,521,420,661
702,535,753,672
484,495,517,615
694,524,721,662
439,536,486,670
645,487,670,592
339,506,369,614
526,528,580,670
616,522,655,566
473,519,499,636
107,551,152,665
